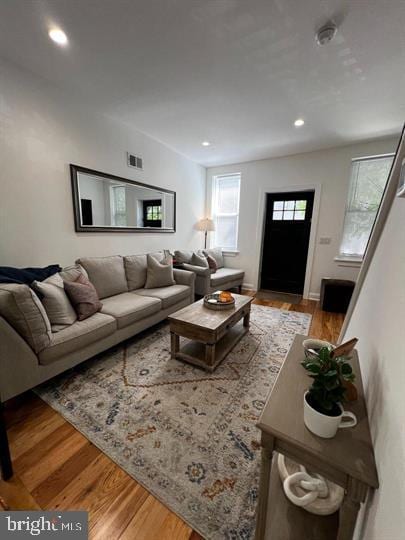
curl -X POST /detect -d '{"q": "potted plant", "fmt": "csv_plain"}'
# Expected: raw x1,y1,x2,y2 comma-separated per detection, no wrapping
301,346,357,438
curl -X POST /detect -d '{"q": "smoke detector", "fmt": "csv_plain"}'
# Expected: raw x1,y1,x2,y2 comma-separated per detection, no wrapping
315,23,338,46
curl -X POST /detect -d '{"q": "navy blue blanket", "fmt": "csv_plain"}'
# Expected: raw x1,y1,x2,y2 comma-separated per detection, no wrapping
0,265,62,286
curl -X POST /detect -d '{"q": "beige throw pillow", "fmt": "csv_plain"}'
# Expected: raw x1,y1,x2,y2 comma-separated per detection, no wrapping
60,264,88,282
124,254,148,291
191,252,209,268
33,274,77,330
174,250,194,264
144,254,175,289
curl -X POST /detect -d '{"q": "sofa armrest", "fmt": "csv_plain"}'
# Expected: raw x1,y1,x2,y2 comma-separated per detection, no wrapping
173,268,195,302
182,263,211,277
173,268,195,286
0,316,40,402
182,264,211,296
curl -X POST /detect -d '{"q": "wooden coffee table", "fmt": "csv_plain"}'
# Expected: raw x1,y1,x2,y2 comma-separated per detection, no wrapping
168,293,253,372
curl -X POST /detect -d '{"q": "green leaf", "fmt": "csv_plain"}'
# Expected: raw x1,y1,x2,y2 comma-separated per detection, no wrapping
304,363,321,374
324,370,338,378
341,363,353,375
318,347,331,363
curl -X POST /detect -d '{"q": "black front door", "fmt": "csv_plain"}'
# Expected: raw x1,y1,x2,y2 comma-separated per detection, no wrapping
260,191,314,294
143,199,162,228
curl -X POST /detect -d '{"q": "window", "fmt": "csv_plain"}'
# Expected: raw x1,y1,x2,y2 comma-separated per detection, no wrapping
111,185,127,226
272,200,307,221
339,154,394,259
212,173,241,250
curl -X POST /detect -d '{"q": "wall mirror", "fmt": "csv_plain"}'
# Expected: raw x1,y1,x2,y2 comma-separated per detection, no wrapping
70,164,176,232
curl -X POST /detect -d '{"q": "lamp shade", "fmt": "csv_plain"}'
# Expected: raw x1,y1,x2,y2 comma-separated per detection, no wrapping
196,218,215,232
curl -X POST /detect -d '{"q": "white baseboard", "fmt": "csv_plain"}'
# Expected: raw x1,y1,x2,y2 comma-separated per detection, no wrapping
308,292,320,301
242,283,255,291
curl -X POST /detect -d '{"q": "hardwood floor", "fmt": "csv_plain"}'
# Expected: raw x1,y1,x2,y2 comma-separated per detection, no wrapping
0,295,345,539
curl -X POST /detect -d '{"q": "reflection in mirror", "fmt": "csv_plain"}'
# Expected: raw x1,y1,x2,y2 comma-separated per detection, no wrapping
71,165,175,232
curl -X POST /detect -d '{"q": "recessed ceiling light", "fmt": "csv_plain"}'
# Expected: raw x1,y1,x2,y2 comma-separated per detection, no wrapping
315,23,338,46
201,141,211,147
48,28,68,46
294,118,305,127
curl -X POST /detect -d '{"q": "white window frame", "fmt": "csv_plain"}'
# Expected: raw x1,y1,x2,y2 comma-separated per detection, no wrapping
211,173,241,252
337,153,394,264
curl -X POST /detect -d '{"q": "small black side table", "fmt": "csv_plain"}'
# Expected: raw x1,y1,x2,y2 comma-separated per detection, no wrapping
320,278,355,313
0,402,12,480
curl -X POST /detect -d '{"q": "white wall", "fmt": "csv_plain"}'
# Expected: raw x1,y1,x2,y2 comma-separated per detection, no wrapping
0,59,206,267
342,195,405,540
206,138,398,295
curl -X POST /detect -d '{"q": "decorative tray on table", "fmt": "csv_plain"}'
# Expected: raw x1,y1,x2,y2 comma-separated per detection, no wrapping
204,292,235,311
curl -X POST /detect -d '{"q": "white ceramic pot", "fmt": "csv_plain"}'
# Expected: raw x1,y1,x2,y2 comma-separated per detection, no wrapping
303,392,357,439
302,339,333,360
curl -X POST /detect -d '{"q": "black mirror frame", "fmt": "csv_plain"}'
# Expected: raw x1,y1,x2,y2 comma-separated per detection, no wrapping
70,164,176,233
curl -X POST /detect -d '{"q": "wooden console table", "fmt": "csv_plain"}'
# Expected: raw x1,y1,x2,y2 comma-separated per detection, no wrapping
255,334,378,540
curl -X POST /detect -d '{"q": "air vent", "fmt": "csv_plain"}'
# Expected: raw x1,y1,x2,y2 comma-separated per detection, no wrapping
127,152,143,170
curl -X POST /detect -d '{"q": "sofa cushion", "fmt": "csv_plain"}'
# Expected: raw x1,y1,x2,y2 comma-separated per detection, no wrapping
134,285,190,309
145,254,175,289
76,256,128,299
33,274,77,330
0,283,52,353
203,248,224,269
101,292,162,329
210,268,244,288
174,250,194,264
38,312,117,365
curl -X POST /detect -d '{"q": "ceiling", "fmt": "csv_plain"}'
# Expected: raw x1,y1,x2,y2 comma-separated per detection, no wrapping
0,0,404,167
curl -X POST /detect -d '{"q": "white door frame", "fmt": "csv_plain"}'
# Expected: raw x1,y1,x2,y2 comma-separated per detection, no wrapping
254,183,321,299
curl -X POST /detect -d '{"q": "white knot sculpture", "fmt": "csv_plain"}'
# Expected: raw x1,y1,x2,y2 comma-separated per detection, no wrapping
277,453,344,515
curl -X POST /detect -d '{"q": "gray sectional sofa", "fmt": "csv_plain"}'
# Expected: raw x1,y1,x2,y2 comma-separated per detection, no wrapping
0,253,195,402
174,248,245,296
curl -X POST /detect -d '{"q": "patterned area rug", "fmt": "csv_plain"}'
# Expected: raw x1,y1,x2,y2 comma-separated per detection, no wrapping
36,305,311,539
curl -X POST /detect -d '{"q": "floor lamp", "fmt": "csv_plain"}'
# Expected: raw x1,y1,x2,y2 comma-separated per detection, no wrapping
196,218,215,249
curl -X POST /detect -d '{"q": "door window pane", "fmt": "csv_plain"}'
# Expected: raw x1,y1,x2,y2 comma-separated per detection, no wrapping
295,200,307,210
271,198,310,220
284,200,295,210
